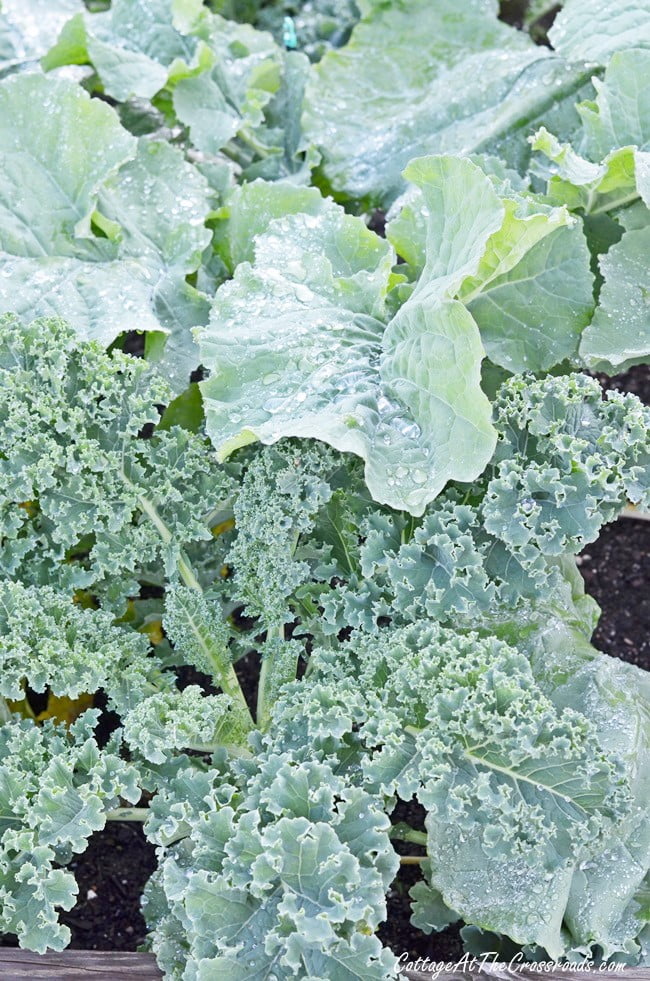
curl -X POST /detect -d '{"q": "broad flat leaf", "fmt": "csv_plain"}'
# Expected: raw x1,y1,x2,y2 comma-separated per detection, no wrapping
0,73,135,257
578,50,650,160
465,224,593,370
580,224,650,371
302,0,590,205
45,0,308,177
43,0,204,101
549,0,650,63
388,159,594,371
214,178,327,272
200,159,498,515
0,0,83,73
172,17,281,155
0,75,213,384
171,16,313,178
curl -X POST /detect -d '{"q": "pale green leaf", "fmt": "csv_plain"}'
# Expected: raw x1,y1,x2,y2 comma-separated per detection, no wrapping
0,76,213,380
302,0,590,204
549,0,650,64
0,0,83,73
200,161,498,514
580,224,650,371
389,158,594,371
43,0,205,101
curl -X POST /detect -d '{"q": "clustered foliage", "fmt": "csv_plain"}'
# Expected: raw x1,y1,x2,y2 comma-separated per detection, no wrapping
0,0,649,977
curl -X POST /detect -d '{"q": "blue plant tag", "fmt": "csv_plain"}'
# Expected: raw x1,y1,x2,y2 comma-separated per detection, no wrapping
282,16,298,49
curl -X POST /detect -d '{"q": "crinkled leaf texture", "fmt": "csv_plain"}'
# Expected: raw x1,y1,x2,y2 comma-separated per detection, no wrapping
0,316,235,606
304,621,650,961
143,750,399,979
200,163,501,515
0,581,169,715
0,712,140,952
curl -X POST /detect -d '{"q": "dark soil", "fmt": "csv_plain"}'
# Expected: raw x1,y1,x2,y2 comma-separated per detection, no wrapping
60,823,157,951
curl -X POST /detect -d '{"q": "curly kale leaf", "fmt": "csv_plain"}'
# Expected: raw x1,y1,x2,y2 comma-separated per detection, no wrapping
122,685,251,764
143,748,398,978
0,315,235,606
483,372,650,554
319,372,648,636
226,441,338,630
0,581,170,715
0,711,140,952
307,621,649,960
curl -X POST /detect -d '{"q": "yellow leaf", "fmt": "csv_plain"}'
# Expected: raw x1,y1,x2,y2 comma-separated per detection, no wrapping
36,692,94,726
211,517,235,538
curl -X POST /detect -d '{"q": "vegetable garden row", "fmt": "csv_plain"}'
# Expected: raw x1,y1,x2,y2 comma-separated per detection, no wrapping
0,0,648,977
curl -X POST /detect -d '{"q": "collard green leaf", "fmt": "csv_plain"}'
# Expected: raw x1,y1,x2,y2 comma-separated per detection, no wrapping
580,223,650,371
43,0,205,101
201,160,497,514
388,159,594,371
531,52,650,216
0,72,135,257
530,128,642,215
0,0,83,74
214,178,327,272
302,0,590,205
0,74,213,379
529,52,650,372
549,0,650,64
578,49,650,160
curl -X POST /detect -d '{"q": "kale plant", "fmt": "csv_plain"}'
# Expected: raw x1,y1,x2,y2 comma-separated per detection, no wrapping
0,0,649,976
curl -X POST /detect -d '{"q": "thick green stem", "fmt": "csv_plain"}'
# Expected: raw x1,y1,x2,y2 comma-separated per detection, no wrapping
106,807,150,822
399,855,426,865
390,825,427,847
134,489,253,726
256,624,286,727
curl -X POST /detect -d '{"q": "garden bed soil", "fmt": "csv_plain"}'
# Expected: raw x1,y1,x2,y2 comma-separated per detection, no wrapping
1,367,648,959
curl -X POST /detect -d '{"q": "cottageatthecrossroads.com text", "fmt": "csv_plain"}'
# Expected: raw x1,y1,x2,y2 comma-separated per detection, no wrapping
397,952,628,976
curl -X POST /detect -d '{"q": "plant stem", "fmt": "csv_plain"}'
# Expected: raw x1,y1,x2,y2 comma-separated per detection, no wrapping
399,855,426,865
621,504,650,522
133,488,252,724
256,624,284,727
105,807,149,822
256,529,301,725
390,826,427,846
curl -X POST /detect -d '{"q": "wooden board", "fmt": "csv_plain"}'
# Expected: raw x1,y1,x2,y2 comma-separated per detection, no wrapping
0,949,162,979
0,950,648,980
